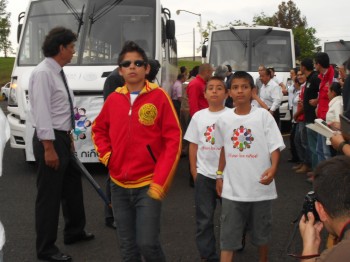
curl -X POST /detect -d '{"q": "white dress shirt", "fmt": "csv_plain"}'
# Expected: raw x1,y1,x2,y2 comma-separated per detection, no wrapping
29,57,75,140
260,79,282,112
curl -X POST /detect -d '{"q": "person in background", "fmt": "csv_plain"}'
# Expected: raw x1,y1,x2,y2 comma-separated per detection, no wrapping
214,65,228,80
287,68,299,163
171,73,186,117
216,71,285,262
326,82,343,157
187,63,214,118
299,156,350,262
92,41,181,261
293,71,312,175
255,65,265,92
225,64,234,108
269,67,288,95
184,76,229,262
342,57,350,119
180,66,199,157
337,60,348,87
314,52,334,163
289,77,301,165
300,58,320,173
29,27,94,262
0,107,10,262
180,65,188,77
259,68,283,127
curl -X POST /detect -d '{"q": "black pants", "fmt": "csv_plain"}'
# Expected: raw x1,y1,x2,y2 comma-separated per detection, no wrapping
290,122,300,161
33,130,86,258
172,100,181,118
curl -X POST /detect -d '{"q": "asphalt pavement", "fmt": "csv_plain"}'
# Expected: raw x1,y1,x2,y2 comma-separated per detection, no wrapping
0,100,320,262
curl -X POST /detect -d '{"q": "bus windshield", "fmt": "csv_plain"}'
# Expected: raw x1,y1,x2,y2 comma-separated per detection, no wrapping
18,0,156,66
324,41,350,65
209,28,293,72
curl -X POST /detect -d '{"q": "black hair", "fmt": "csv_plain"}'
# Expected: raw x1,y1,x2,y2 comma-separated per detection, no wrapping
180,66,187,74
177,73,185,80
226,64,232,72
230,71,254,89
42,27,77,57
291,67,298,75
206,76,227,92
314,52,330,68
146,59,160,82
313,156,350,218
189,66,199,78
301,58,314,71
329,82,342,96
117,41,148,66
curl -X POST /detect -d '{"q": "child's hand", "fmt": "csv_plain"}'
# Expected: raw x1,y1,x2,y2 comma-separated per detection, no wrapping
259,167,276,185
216,179,223,197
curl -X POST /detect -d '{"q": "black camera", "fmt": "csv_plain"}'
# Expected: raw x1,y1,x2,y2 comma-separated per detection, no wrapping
302,191,320,221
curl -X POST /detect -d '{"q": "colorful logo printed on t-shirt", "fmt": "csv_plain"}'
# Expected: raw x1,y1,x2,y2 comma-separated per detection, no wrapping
204,123,215,145
231,125,254,151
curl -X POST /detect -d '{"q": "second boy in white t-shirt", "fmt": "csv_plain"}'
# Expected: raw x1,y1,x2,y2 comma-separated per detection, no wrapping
184,76,229,261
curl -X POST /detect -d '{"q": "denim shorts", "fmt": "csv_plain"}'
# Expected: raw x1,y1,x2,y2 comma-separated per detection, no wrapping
220,198,272,250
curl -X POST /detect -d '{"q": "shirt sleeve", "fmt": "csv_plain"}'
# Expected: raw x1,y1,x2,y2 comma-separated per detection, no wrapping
29,70,55,140
270,85,283,112
91,99,112,166
263,111,285,153
148,90,182,200
184,114,199,144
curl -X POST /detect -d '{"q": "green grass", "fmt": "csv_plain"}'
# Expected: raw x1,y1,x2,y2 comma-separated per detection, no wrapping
177,59,202,73
0,57,15,86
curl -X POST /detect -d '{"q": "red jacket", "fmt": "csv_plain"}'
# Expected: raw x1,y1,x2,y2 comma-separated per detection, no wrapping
187,75,208,117
92,81,182,200
317,66,334,120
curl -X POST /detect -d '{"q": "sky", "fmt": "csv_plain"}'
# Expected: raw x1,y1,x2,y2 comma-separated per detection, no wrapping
6,0,350,58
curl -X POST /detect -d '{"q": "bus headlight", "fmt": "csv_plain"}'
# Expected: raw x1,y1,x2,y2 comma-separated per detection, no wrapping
8,79,18,106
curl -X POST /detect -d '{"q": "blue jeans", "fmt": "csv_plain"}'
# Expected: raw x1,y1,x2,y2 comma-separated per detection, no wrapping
111,183,165,262
195,174,219,262
316,134,331,163
306,125,318,169
294,122,310,165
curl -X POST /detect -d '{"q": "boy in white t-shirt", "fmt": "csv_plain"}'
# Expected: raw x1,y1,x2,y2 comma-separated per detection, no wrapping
215,71,285,262
184,76,229,261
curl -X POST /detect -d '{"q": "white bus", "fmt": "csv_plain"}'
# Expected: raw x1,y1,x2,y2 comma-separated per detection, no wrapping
7,0,178,163
323,39,350,65
202,26,296,122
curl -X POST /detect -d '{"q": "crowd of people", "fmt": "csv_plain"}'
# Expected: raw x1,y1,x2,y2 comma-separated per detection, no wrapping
1,25,350,262
173,51,350,261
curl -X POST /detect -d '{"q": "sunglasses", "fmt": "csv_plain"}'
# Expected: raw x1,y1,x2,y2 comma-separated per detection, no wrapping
119,60,146,68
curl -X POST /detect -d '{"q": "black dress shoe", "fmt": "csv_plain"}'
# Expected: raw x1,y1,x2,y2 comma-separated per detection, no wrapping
38,252,72,261
64,231,95,245
105,220,117,229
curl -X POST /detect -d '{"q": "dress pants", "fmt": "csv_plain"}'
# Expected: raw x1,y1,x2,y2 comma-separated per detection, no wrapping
33,130,86,258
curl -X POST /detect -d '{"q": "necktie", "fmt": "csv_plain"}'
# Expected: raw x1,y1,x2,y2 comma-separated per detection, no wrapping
60,69,75,130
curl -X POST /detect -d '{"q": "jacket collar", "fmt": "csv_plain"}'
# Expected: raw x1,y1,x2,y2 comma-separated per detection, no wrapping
115,80,159,95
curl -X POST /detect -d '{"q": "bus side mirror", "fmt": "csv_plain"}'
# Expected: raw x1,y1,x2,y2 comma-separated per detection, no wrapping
202,45,207,58
17,24,23,43
166,20,175,39
17,12,25,43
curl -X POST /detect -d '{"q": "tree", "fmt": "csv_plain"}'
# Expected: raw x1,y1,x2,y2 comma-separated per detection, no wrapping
0,0,12,57
253,0,319,60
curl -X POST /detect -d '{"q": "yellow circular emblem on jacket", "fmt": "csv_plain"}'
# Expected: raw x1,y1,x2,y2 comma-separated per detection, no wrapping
138,103,157,126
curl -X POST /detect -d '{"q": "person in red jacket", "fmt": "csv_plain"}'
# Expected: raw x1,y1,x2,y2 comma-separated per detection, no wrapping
314,52,334,162
92,41,181,261
187,63,214,117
